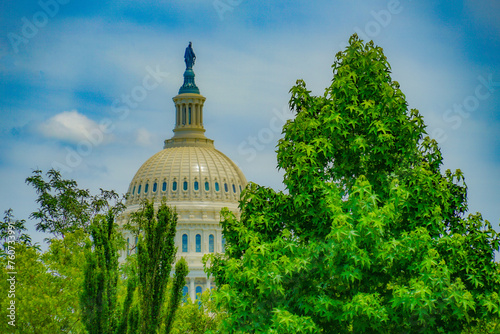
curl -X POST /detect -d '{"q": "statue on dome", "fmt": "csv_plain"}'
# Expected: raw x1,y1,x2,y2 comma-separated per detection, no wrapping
184,42,196,69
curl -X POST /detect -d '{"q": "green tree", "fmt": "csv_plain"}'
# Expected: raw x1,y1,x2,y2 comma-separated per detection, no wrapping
0,231,87,333
115,255,139,334
164,257,189,334
26,169,124,238
80,212,120,334
0,169,127,333
206,35,500,333
170,289,224,334
133,200,189,334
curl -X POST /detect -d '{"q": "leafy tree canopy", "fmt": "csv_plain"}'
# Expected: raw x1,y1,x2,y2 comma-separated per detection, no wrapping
26,169,125,238
0,231,87,333
206,34,500,333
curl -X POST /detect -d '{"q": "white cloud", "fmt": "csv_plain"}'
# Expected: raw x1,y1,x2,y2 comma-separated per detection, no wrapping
38,110,112,144
135,127,153,146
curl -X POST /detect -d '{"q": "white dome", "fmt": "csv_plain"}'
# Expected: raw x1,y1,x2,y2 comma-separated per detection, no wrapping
125,142,247,205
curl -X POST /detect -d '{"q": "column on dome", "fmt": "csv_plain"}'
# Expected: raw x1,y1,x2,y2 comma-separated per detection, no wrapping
178,105,181,126
194,103,198,125
200,105,203,124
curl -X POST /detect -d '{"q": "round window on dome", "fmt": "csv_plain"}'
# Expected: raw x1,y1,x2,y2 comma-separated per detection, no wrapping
204,181,209,191
215,182,220,192
153,182,157,193
183,181,188,191
145,183,149,193
172,181,177,191
162,181,167,192
194,181,199,191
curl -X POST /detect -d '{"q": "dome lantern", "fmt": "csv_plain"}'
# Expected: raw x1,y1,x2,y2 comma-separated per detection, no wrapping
168,42,208,144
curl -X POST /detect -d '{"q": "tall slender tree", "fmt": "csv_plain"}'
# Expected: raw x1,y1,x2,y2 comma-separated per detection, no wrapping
134,200,188,334
164,258,189,334
80,212,119,334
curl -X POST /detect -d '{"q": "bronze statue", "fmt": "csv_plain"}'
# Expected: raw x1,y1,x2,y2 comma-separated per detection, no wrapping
184,42,196,69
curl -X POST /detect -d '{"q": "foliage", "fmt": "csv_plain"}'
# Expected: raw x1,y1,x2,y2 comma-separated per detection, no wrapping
0,209,34,247
2,170,195,334
462,319,500,333
0,231,87,333
80,212,120,334
206,34,500,333
80,199,189,334
0,169,127,333
116,255,138,334
164,257,189,334
170,289,224,334
26,169,125,238
133,200,189,334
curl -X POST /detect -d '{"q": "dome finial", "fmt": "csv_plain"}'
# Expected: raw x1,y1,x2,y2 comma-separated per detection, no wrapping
179,42,200,94
184,41,196,69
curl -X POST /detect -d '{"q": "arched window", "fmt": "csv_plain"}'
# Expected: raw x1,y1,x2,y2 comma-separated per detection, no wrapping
204,181,209,191
153,182,157,192
188,106,192,124
224,183,228,192
183,181,188,191
239,185,242,192
196,234,201,253
182,234,188,252
138,185,142,194
132,186,136,195
145,183,149,193
127,237,130,256
162,181,167,191
182,286,189,299
215,182,220,192
194,181,199,191
172,181,177,191
222,236,226,252
209,234,214,253
232,184,236,193
195,286,202,300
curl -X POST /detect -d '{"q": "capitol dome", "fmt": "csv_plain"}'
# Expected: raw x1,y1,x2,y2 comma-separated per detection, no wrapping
120,43,246,301
126,142,247,206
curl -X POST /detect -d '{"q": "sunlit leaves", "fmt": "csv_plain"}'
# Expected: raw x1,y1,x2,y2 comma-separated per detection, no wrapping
206,34,500,333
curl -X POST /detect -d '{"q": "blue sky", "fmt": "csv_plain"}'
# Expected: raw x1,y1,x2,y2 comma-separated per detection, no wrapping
1,0,499,245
